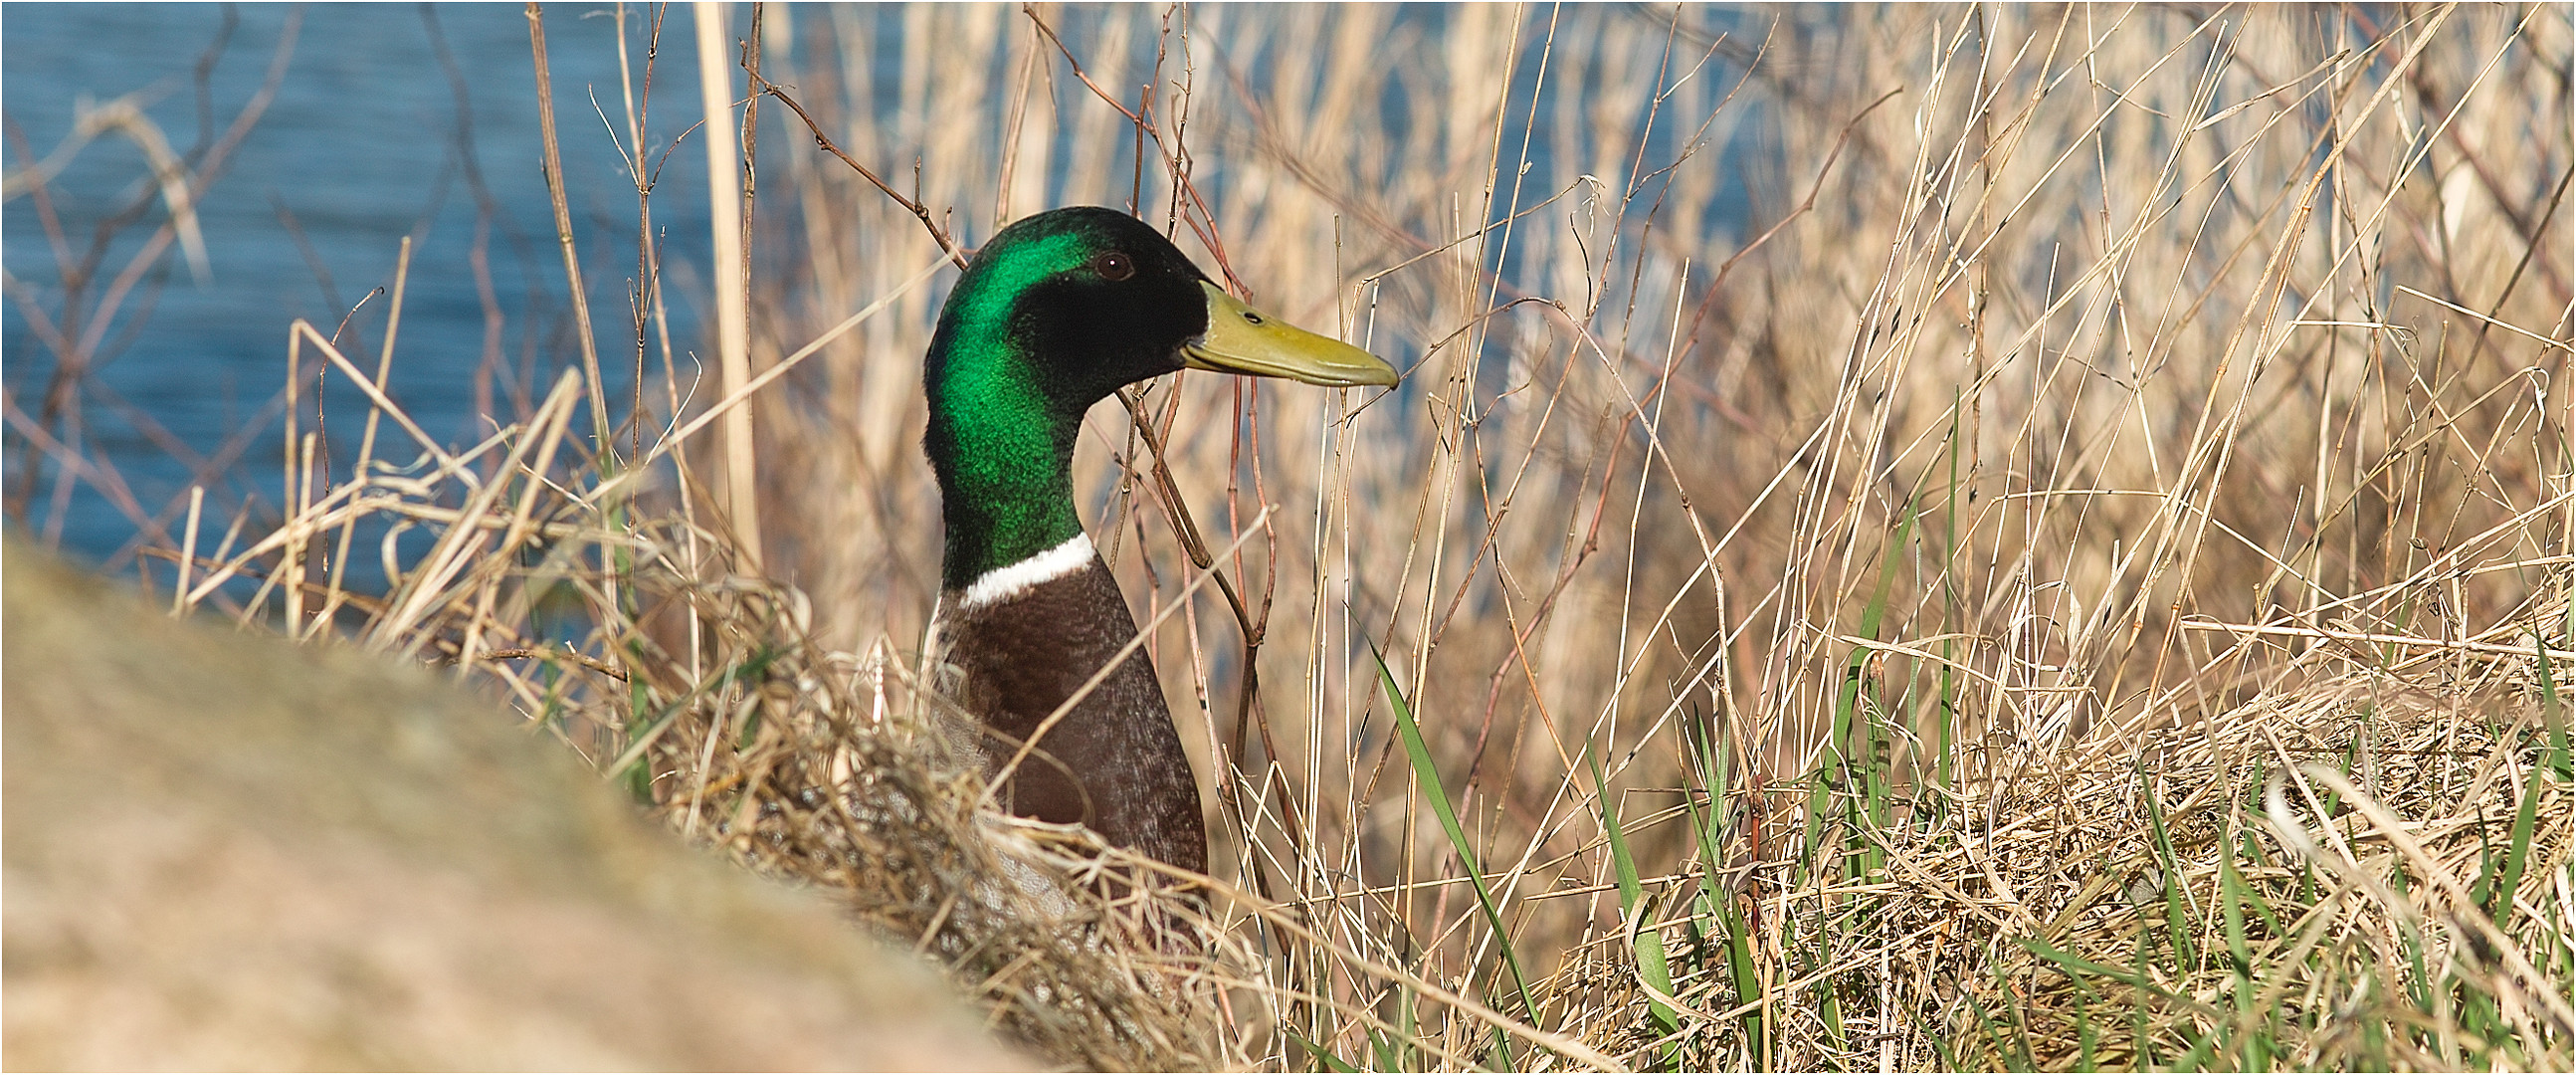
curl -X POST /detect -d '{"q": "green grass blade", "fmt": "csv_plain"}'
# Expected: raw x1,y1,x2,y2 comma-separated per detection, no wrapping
1989,946,2040,1071
1679,752,1765,1057
2020,936,2207,1009
2140,763,2199,974
1591,743,1680,1043
2217,825,2273,1071
1937,391,1962,798
1368,1027,1399,1073
2070,978,2099,1071
1372,645,1541,1028
2542,628,2572,778
2236,828,2285,935
2492,744,2545,926
2504,630,2565,921
1832,501,1914,881
1287,1029,1362,1074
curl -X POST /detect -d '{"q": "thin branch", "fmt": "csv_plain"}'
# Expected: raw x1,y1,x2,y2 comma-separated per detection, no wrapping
749,72,969,270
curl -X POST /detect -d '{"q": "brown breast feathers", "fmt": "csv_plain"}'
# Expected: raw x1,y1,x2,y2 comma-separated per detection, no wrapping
933,552,1207,875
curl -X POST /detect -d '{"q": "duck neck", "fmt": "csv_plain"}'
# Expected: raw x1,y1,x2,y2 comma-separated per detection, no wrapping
925,323,1089,593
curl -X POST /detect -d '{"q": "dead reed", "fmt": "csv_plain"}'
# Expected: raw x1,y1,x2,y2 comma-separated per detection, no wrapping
20,3,2568,1070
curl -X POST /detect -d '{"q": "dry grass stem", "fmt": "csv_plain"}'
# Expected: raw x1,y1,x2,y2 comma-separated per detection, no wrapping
46,4,2567,1070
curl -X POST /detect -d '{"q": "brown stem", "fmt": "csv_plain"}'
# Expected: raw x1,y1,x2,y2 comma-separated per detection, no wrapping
1021,3,1246,292
525,2,613,454
748,73,968,271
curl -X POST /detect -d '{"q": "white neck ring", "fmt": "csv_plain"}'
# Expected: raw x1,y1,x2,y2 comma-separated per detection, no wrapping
958,532,1094,609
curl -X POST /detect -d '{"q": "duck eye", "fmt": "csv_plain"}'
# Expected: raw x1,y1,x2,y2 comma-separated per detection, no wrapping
1094,252,1134,281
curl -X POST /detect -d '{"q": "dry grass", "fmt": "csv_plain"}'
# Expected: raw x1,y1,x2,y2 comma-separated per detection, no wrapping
19,2,2569,1070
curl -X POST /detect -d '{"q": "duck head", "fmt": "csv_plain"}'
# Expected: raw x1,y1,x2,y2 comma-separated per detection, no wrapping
924,206,1397,590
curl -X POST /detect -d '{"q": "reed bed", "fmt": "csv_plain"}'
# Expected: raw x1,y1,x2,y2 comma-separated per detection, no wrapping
20,3,2570,1070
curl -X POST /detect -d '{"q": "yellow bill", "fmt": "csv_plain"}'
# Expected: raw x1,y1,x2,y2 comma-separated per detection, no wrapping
1181,281,1399,388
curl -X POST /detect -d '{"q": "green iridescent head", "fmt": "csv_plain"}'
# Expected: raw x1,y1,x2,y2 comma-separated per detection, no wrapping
923,207,1396,589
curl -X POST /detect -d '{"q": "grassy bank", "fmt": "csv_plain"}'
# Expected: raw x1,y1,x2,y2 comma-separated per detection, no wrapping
36,4,2572,1070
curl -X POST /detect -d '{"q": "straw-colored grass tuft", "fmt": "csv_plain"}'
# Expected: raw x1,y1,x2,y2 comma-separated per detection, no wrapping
28,2,2569,1070
599,540,1249,1070
1564,586,2575,1070
161,415,1261,1067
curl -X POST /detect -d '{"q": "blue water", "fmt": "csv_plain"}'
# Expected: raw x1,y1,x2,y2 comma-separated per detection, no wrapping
5,3,1762,592
4,2,707,577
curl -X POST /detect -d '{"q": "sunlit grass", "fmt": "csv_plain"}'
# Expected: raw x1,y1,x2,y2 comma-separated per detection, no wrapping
16,3,2566,1070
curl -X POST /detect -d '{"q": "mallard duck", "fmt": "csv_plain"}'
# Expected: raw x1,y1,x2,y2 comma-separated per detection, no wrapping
924,206,1397,875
